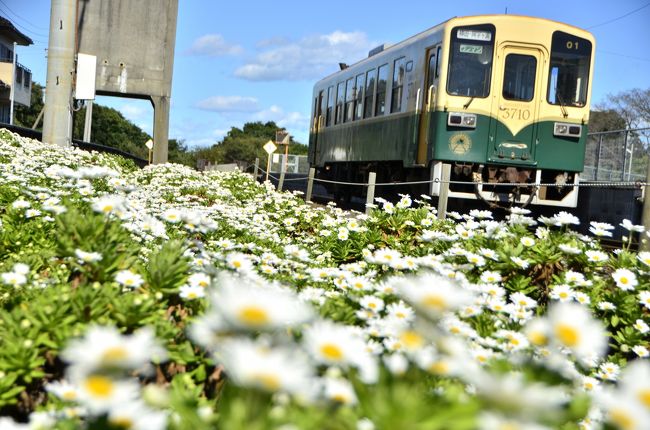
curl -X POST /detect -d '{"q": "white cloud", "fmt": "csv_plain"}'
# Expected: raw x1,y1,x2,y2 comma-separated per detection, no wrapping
186,34,243,56
251,105,309,129
196,96,260,112
234,30,374,81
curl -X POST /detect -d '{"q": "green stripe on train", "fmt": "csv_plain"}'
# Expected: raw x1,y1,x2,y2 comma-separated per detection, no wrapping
311,111,586,172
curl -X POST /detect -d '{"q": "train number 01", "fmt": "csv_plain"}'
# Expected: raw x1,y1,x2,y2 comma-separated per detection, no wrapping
566,41,579,50
501,108,531,120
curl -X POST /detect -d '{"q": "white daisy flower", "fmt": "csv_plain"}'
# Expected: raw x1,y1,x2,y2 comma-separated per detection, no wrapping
114,270,145,289
209,273,313,331
303,321,378,383
61,325,167,375
391,273,475,319
75,249,103,264
218,338,314,396
322,377,358,405
633,319,649,334
107,400,168,430
179,285,205,300
612,268,638,291
585,250,608,263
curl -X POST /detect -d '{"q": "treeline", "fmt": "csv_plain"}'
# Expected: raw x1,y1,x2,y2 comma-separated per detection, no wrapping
13,82,307,168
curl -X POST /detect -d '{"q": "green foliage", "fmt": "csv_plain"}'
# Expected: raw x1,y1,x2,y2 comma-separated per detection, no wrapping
193,121,308,167
13,82,44,129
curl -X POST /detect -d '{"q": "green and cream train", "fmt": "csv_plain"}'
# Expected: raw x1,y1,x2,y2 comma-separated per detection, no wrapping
308,15,595,207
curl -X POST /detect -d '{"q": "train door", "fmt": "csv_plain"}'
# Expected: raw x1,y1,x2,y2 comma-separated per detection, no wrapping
489,45,544,164
416,45,440,165
311,90,326,162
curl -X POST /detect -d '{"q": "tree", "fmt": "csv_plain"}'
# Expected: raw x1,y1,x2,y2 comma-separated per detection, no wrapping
14,82,44,129
589,109,626,133
193,121,308,168
596,88,650,147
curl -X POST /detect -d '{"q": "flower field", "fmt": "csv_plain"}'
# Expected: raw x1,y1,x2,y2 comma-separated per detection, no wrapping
0,128,649,430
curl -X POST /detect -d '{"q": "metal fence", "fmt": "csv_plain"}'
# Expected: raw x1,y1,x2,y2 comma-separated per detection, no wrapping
583,128,650,182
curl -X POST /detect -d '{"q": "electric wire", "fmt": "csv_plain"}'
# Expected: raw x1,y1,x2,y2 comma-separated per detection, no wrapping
587,1,650,29
0,0,48,32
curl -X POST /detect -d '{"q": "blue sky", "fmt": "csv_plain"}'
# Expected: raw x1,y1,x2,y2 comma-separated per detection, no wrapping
4,0,650,148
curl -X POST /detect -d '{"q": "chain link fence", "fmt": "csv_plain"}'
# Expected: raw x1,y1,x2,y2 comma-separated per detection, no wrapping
583,128,650,182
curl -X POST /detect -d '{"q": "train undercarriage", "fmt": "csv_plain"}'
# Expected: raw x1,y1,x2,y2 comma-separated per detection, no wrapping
318,161,579,208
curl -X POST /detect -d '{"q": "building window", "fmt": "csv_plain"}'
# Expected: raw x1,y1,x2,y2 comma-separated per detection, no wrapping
15,68,22,85
0,104,9,123
354,73,365,120
326,85,334,126
364,68,376,118
375,64,389,116
391,57,406,113
335,81,345,125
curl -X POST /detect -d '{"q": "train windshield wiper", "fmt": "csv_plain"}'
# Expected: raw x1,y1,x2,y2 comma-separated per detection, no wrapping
555,89,569,118
463,96,475,110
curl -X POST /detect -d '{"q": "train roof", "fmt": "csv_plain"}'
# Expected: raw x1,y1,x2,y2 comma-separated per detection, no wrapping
314,14,593,86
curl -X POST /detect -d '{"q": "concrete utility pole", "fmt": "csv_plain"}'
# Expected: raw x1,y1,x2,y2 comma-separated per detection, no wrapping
42,0,77,147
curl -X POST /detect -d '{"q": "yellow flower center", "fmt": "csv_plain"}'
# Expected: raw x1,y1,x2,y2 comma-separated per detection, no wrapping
187,292,197,299
638,389,650,408
320,343,344,361
238,306,270,326
62,390,77,400
400,331,424,349
84,375,114,398
102,205,113,213
102,346,128,363
609,408,635,430
110,417,134,429
428,361,449,375
528,331,548,346
395,312,406,319
253,373,281,391
232,261,242,268
555,324,580,347
332,393,350,403
620,277,628,284
422,294,446,311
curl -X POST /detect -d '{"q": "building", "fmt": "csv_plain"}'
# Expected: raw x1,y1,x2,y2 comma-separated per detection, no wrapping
0,16,33,124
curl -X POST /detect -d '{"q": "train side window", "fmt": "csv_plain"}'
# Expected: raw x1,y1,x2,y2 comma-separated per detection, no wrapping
335,82,345,125
354,73,365,120
391,57,406,113
435,46,441,78
502,54,536,101
345,77,355,122
326,85,334,126
319,90,327,127
364,68,376,118
313,97,319,130
375,63,389,116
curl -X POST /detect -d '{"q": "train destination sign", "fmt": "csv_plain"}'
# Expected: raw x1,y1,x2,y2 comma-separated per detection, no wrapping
460,44,483,54
457,29,492,41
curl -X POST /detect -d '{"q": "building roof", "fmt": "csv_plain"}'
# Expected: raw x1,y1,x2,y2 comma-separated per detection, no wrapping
0,16,34,46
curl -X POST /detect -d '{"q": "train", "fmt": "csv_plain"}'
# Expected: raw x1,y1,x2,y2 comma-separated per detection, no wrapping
307,15,595,207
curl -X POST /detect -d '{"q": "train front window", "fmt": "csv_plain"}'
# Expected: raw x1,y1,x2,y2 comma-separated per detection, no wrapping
547,31,591,107
447,24,495,98
502,54,537,102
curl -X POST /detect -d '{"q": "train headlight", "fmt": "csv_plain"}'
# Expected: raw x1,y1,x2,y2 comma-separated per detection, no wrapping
448,112,477,129
554,122,581,137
